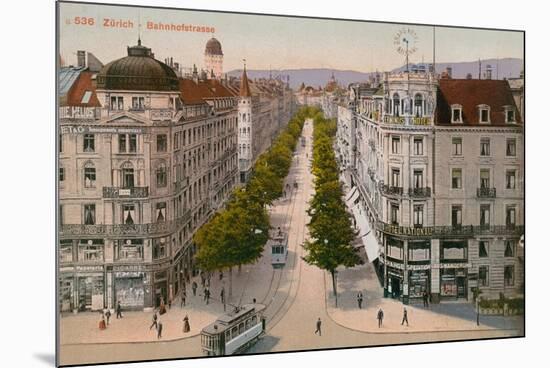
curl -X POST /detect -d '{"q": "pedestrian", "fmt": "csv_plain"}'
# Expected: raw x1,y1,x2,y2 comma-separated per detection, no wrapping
159,296,166,315
116,301,123,319
182,315,190,333
220,287,225,305
423,291,429,308
205,288,210,305
192,281,198,296
401,308,409,326
252,298,257,304
181,291,186,308
168,297,172,310
357,292,363,309
157,319,163,339
314,317,322,336
377,308,384,328
99,314,106,330
200,272,206,287
150,312,158,330
219,271,223,280
283,190,287,198
105,308,111,325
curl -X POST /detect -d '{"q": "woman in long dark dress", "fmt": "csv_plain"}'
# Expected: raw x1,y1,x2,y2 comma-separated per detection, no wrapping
183,315,190,333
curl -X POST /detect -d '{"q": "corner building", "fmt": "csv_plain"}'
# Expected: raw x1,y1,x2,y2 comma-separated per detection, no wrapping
339,70,524,304
58,40,239,312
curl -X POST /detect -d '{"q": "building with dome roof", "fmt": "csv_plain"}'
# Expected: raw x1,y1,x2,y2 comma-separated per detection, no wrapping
204,37,223,79
58,39,239,313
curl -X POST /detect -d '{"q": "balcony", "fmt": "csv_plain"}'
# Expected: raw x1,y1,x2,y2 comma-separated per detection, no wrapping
377,221,524,238
408,187,431,198
381,184,403,196
150,108,174,121
102,186,149,199
60,210,191,238
477,187,496,198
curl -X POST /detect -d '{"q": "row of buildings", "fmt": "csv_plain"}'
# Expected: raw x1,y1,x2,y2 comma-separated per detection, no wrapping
327,68,524,303
58,38,294,313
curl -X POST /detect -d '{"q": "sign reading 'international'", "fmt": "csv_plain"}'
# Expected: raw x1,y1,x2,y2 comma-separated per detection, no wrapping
383,224,434,236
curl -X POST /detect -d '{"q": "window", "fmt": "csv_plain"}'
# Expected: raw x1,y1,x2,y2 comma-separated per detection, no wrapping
452,137,462,156
506,139,516,156
506,170,516,189
452,168,462,189
408,241,430,261
84,204,95,225
83,134,95,152
451,205,462,227
506,107,516,123
413,205,423,227
441,241,467,261
153,237,167,259
59,240,73,263
156,202,166,222
116,239,143,260
391,136,400,154
479,266,489,287
452,107,462,123
110,96,124,110
480,138,490,156
156,164,167,188
390,204,399,225
413,170,423,189
78,239,104,261
81,90,92,104
479,241,489,257
479,105,490,123
84,165,96,188
504,265,515,286
59,167,65,182
505,240,516,257
414,94,423,117
59,134,63,153
119,134,127,153
480,169,490,189
157,134,167,152
131,97,145,110
123,204,135,225
506,206,516,227
413,137,423,155
480,205,490,227
391,168,400,187
122,167,134,188
129,134,137,153
393,93,400,116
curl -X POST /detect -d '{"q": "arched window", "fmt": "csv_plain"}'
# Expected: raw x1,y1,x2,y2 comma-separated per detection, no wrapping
414,94,423,117
393,93,400,116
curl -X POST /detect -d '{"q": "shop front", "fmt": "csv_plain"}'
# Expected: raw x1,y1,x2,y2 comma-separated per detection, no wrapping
114,271,145,310
154,269,169,307
59,269,75,312
77,273,104,311
408,269,430,299
440,268,468,299
387,266,403,299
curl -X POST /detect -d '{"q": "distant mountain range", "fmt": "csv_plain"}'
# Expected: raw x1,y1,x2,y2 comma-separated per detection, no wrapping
227,58,523,90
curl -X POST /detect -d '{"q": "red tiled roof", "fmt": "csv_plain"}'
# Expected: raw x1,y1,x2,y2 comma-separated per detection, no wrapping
178,79,211,105
64,71,101,107
436,79,522,126
205,79,235,98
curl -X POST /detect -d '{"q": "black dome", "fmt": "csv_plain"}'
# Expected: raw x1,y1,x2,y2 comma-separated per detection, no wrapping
205,38,223,56
97,40,179,91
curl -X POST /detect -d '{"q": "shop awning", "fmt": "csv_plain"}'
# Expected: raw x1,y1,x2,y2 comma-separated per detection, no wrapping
361,230,380,263
351,204,370,236
345,187,359,206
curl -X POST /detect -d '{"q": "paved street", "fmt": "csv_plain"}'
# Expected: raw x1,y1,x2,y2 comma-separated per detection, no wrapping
59,118,523,366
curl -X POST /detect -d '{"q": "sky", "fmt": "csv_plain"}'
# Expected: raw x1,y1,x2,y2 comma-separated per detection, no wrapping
58,2,524,74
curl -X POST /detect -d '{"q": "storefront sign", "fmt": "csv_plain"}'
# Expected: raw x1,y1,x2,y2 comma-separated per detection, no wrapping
76,265,104,272
115,272,144,278
60,266,75,273
383,224,433,237
113,264,146,272
60,124,145,135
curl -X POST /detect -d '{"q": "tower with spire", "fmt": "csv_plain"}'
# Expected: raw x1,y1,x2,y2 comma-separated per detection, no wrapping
238,60,253,182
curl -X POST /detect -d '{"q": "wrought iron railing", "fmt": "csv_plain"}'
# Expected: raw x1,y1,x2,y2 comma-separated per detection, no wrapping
377,221,524,238
477,187,496,198
381,184,403,196
60,210,191,237
408,187,431,198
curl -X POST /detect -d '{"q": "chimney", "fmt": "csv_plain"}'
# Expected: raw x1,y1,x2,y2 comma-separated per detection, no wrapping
466,73,472,80
485,65,493,80
446,67,452,78
77,50,86,68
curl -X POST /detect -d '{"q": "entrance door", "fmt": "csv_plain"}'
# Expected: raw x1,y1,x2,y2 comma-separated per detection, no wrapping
78,278,92,311
391,277,401,298
457,277,467,298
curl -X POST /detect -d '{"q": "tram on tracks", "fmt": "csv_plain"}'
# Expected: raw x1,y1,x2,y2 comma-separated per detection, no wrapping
200,303,266,356
270,227,288,267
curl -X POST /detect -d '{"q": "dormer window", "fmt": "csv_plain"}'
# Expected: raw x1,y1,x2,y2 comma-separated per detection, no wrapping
478,104,490,124
504,106,516,124
451,104,463,124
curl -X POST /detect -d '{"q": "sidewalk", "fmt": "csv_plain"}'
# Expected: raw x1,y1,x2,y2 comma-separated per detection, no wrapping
324,261,524,334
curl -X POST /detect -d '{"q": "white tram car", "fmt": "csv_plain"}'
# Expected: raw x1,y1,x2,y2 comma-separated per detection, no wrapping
200,303,266,356
270,229,288,267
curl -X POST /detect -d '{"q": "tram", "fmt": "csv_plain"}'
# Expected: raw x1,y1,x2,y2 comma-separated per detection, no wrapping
270,228,288,267
200,303,266,356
